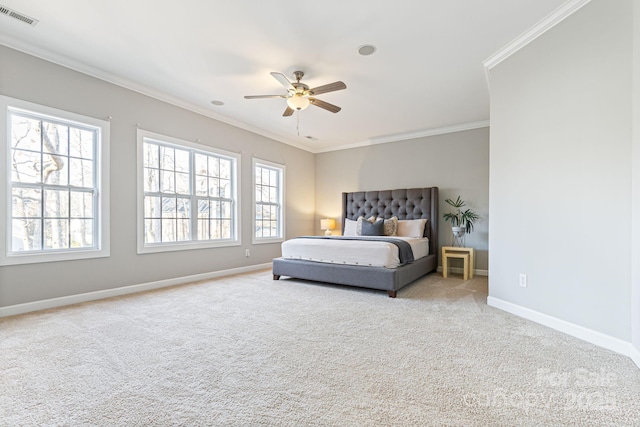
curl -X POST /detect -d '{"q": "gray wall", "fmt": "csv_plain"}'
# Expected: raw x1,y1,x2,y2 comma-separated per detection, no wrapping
0,45,315,307
314,127,490,270
488,0,634,340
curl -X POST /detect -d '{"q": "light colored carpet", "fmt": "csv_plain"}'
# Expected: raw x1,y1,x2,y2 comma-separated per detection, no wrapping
1,270,639,426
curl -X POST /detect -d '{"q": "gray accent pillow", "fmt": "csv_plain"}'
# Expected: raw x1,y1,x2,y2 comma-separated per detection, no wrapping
356,216,376,235
361,219,385,236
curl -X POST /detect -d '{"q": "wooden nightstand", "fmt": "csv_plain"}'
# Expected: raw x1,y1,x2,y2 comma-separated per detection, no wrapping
442,246,475,280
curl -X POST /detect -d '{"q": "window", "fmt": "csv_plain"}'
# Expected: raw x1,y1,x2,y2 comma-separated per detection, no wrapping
137,130,239,253
0,96,110,265
253,159,284,243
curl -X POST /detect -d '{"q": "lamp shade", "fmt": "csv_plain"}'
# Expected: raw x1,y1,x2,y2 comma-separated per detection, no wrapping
287,94,310,111
320,218,336,236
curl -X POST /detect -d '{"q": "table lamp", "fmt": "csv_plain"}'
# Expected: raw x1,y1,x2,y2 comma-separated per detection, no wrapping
320,218,336,236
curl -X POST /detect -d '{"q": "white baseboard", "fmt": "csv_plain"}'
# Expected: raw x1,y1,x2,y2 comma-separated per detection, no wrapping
630,345,640,369
437,266,489,277
0,263,272,318
488,296,639,365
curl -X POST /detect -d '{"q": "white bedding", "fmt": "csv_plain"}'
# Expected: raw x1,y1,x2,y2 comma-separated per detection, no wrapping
280,236,429,269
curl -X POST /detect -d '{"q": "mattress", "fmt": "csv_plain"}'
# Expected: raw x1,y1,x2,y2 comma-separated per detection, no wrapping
281,236,429,269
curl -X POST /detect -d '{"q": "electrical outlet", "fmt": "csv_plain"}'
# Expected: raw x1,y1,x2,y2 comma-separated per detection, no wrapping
519,273,527,288
245,249,250,257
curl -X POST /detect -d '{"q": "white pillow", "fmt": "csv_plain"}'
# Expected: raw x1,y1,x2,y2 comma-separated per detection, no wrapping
397,219,428,238
343,218,358,236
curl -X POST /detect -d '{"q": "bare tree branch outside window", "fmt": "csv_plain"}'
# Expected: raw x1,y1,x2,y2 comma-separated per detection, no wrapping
142,139,235,245
9,112,97,253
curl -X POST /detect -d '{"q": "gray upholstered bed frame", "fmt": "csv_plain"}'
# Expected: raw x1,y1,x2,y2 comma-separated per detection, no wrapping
272,187,439,297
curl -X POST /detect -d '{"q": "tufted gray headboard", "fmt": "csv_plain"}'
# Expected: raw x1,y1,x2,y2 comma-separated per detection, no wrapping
341,187,439,258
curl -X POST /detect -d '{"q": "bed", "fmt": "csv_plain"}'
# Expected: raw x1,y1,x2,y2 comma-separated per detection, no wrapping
272,187,439,297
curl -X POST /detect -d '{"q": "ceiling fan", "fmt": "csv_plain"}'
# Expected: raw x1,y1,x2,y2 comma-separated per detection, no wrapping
244,71,346,117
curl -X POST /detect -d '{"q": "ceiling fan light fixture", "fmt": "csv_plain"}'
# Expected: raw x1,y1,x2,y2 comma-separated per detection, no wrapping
246,71,345,115
287,94,310,111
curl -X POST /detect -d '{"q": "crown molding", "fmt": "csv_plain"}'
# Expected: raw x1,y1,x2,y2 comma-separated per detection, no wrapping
483,0,592,70
0,34,314,153
313,120,490,154
1,35,488,155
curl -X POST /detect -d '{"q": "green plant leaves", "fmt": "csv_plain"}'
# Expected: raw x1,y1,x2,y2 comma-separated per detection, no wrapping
443,196,479,234
444,196,465,208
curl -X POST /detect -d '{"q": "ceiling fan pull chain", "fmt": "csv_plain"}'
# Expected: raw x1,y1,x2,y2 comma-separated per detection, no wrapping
296,111,300,136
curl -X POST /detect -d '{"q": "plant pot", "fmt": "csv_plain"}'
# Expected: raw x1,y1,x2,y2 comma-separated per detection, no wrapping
452,226,466,237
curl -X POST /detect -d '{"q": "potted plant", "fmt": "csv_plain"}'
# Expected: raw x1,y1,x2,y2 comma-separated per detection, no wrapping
443,196,479,239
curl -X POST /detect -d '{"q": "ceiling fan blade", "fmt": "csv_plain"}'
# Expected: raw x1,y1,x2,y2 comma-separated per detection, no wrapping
271,72,295,90
309,98,341,113
283,106,294,117
244,95,288,99
309,81,346,96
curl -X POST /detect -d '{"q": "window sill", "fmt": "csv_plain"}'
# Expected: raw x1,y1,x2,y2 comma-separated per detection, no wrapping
252,237,284,245
1,248,110,266
137,239,241,254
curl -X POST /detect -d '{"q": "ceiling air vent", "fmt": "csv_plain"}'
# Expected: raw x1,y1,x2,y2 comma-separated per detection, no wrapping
0,4,39,26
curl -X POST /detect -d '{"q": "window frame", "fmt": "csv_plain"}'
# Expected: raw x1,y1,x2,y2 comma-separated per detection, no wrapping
252,158,285,245
136,129,241,254
0,96,110,266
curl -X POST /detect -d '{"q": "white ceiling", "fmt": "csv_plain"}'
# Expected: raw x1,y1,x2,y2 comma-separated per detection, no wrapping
0,0,567,153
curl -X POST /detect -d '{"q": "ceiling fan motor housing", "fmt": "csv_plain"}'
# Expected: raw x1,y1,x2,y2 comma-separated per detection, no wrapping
291,82,310,95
